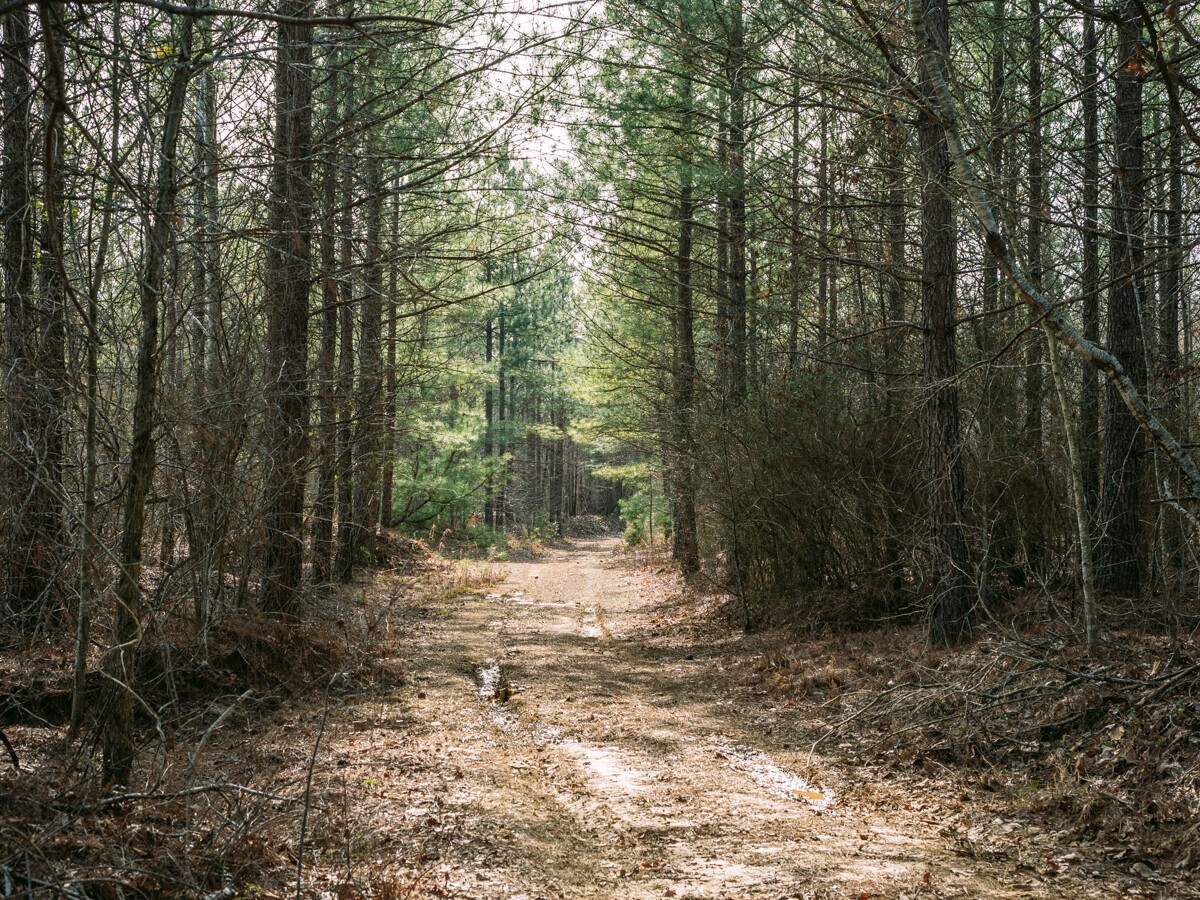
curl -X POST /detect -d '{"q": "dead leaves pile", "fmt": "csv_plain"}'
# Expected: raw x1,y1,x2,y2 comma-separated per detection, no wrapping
732,623,1200,892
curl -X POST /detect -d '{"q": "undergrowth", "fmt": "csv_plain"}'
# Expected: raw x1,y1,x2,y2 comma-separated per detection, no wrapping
731,599,1200,876
0,536,499,898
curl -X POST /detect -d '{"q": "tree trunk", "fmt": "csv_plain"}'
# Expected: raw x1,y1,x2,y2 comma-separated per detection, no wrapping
1096,0,1146,594
1023,0,1044,452
671,68,700,574
380,185,401,529
311,68,340,583
817,98,829,349
726,0,748,404
353,149,385,549
497,305,507,527
261,0,315,613
1045,325,1099,653
786,54,801,371
3,2,64,629
75,2,125,729
334,153,356,582
484,314,495,527
186,3,226,631
880,109,908,600
917,0,972,644
976,0,1015,585
884,113,906,349
1080,0,1102,515
715,91,730,370
1157,82,1184,597
1023,0,1047,575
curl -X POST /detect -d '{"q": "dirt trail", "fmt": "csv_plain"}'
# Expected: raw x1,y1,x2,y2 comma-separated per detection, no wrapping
322,539,1131,899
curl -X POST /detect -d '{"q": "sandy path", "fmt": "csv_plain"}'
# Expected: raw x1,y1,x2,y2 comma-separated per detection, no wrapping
323,539,1127,899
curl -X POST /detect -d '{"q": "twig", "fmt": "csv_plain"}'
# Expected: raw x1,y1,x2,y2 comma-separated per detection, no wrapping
296,675,335,899
807,680,917,758
1001,647,1198,689
96,781,298,808
188,690,253,770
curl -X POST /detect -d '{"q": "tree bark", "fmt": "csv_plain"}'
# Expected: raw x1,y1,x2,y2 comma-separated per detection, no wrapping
1096,0,1146,594
916,0,972,644
1080,0,1102,514
671,66,699,574
261,0,315,613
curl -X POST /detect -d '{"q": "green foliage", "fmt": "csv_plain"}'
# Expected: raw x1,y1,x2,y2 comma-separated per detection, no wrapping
618,482,672,546
390,414,502,530
463,523,509,559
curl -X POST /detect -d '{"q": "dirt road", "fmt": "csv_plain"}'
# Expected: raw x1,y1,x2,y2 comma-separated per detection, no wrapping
313,538,1146,899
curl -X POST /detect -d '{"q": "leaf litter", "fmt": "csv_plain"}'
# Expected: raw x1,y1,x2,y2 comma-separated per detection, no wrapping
7,536,1198,898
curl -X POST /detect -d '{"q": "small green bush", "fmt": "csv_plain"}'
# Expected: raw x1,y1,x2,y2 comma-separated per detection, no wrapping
618,484,671,546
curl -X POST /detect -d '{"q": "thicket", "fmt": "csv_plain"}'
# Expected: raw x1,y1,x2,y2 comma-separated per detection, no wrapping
0,0,605,791
574,0,1200,643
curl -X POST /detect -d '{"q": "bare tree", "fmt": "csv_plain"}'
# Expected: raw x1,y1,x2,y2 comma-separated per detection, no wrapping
3,1,65,631
104,11,195,785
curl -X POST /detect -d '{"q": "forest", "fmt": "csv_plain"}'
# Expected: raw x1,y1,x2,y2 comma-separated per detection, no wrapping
3,0,1200,896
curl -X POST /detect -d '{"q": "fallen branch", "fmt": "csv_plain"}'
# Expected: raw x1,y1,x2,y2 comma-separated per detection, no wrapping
808,680,919,757
0,728,16,770
96,780,299,808
188,689,253,770
295,674,334,899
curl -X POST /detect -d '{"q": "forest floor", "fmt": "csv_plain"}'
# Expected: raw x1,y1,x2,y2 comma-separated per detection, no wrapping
267,536,1197,899
3,534,1198,898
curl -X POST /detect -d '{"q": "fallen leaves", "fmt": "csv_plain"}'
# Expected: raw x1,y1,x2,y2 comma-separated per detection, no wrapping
789,788,825,803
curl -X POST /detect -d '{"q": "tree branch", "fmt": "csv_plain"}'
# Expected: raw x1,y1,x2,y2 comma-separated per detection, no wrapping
907,0,1200,503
